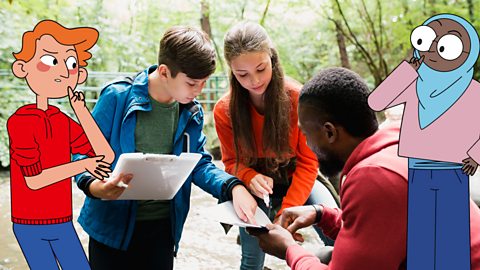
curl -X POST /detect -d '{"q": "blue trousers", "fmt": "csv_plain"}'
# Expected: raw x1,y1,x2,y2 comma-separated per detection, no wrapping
13,221,90,270
239,180,338,270
407,169,471,270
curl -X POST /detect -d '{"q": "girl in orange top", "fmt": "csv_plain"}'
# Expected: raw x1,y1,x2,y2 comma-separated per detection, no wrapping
214,22,338,270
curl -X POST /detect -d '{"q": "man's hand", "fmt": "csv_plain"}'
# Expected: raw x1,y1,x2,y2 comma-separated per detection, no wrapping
408,55,425,70
83,155,111,180
248,223,297,260
232,185,258,224
68,86,87,112
249,174,273,199
89,173,133,200
279,205,321,242
462,157,479,176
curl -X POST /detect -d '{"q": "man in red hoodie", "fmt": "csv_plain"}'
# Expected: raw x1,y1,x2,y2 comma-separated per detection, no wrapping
249,67,480,269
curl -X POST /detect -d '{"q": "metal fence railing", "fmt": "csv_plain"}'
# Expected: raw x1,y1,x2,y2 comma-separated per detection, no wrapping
0,69,229,113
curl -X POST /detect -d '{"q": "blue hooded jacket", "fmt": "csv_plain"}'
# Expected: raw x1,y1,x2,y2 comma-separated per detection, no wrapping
74,66,240,254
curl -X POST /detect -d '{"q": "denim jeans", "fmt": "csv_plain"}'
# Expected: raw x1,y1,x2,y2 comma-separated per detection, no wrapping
13,221,90,270
239,180,339,270
407,168,470,270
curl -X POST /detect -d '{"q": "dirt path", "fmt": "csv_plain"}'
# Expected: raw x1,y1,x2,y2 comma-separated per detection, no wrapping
0,168,322,270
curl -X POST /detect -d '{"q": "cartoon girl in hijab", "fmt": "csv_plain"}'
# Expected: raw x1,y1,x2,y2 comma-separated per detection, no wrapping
368,14,480,269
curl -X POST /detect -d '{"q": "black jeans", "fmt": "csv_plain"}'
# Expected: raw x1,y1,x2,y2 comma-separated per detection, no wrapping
89,219,174,270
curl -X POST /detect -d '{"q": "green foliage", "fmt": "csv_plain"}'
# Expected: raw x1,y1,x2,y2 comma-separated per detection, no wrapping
1,0,479,167
2,0,478,79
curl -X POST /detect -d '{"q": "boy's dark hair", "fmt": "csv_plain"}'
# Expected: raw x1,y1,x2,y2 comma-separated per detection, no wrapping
299,67,378,138
158,26,216,79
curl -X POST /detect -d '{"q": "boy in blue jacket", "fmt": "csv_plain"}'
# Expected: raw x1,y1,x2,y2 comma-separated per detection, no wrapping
74,26,257,270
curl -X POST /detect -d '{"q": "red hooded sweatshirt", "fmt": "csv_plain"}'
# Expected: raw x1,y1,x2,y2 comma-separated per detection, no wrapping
286,126,480,269
8,104,95,224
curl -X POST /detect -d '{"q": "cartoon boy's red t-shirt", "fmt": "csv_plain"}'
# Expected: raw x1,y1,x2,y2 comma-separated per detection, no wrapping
7,104,95,224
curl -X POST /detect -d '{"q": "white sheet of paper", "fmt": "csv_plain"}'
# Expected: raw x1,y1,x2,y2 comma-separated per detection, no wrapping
205,201,272,228
105,152,201,200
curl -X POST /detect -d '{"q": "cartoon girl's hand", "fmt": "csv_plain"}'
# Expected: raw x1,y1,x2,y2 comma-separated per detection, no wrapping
408,55,425,71
83,155,112,180
68,86,87,112
462,157,478,176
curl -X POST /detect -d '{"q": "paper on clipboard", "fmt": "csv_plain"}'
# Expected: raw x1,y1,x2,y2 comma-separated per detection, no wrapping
204,201,272,228
107,152,201,200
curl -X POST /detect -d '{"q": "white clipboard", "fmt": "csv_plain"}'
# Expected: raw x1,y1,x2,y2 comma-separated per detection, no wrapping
107,152,202,200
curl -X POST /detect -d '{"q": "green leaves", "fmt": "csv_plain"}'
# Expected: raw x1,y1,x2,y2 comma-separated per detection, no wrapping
0,0,479,167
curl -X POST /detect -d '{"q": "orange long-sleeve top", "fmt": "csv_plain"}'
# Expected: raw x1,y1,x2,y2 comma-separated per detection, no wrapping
213,80,319,215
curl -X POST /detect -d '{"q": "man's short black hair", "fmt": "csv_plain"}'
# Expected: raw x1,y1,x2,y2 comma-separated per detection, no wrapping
299,67,378,138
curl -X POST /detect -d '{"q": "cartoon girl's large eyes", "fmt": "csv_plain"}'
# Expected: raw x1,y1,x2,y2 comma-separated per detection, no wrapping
66,56,77,70
40,55,58,66
437,34,463,60
410,26,436,52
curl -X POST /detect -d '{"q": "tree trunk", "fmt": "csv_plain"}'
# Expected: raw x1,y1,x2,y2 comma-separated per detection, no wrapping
332,0,383,85
429,0,436,14
200,0,212,40
259,0,271,26
238,0,247,20
467,0,474,23
334,20,351,69
200,0,225,73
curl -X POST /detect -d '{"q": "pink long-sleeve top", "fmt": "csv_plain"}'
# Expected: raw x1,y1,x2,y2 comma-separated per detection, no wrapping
368,61,480,163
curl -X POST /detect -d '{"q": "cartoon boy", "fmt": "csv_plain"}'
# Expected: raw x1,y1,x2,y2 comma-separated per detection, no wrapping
8,20,116,269
369,14,479,269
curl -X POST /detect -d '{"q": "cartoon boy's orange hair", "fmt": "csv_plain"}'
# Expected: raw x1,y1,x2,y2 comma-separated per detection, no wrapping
13,20,98,67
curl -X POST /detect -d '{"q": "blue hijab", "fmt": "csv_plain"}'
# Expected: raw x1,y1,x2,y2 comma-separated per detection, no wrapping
413,14,479,129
